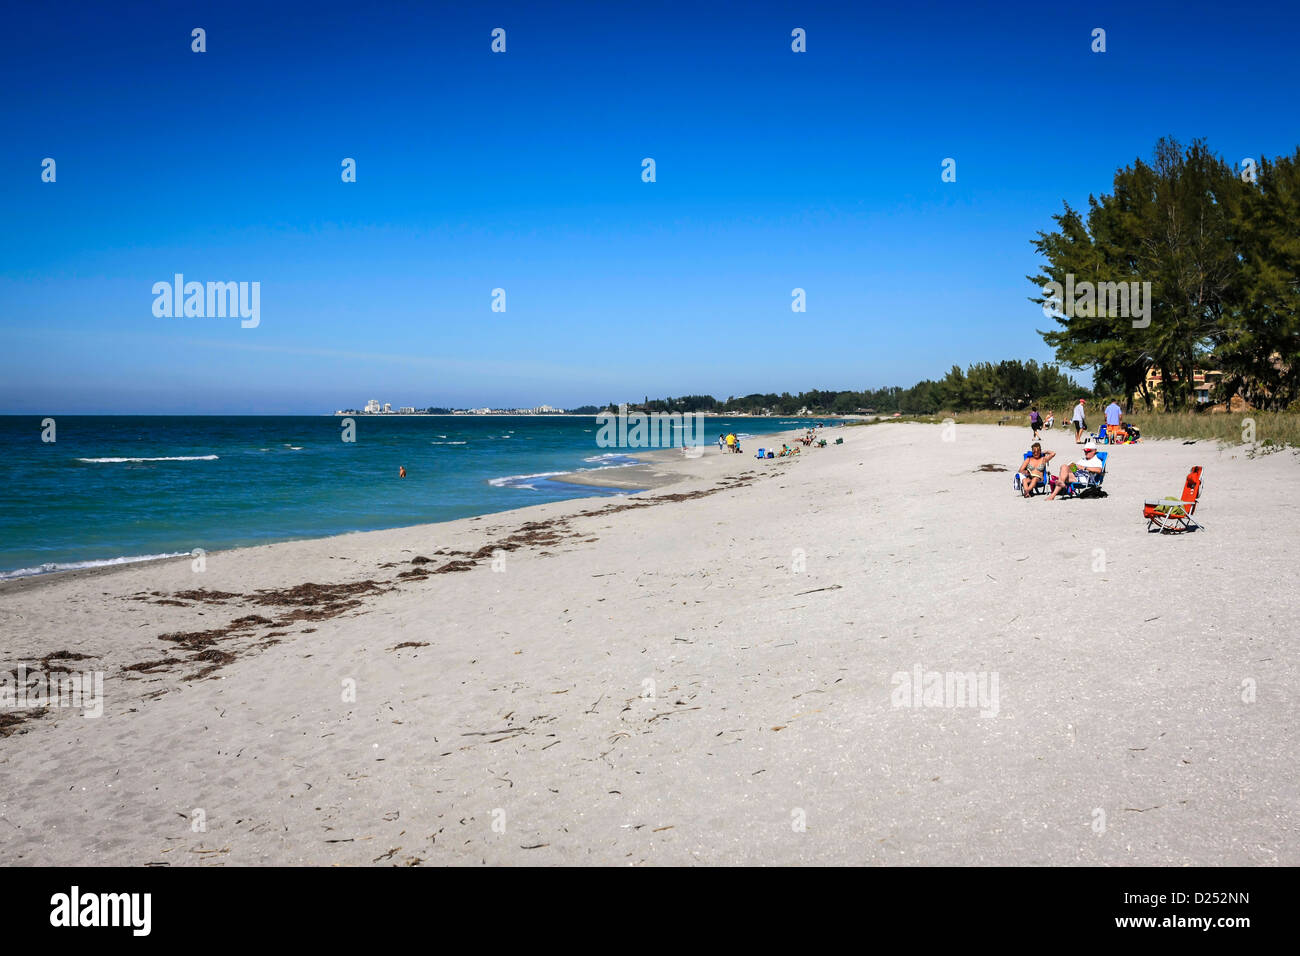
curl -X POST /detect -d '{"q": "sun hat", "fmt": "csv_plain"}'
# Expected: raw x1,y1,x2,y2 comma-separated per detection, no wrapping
1083,439,1097,450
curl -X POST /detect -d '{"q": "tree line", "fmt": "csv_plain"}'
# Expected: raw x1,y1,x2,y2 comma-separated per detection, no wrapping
1031,137,1299,411
605,359,1085,416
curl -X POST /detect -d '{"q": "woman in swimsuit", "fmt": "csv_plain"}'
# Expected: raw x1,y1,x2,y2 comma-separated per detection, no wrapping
1019,442,1055,497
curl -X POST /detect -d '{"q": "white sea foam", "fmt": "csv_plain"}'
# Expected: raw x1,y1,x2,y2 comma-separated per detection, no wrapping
582,453,640,464
430,440,467,445
77,455,219,463
0,551,191,582
488,471,567,490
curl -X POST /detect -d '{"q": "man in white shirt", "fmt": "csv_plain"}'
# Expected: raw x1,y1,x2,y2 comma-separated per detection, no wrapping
1071,398,1087,444
1046,441,1105,500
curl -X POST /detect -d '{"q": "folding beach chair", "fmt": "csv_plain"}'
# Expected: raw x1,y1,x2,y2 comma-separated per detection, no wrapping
1012,451,1048,496
1051,451,1108,498
1143,466,1204,534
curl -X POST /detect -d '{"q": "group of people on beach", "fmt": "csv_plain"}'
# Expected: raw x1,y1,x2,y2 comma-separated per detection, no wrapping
1029,398,1135,445
717,432,742,453
1017,440,1105,500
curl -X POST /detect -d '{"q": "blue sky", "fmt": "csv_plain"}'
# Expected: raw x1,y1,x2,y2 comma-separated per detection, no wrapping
2,0,1297,413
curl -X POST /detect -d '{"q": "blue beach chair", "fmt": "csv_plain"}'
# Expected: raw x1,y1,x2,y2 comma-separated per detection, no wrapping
1012,451,1049,496
1054,451,1108,498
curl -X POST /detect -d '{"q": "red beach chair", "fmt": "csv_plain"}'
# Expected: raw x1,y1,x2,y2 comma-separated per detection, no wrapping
1143,466,1204,534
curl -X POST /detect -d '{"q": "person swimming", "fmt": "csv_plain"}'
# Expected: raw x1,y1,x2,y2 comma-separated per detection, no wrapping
399,465,406,478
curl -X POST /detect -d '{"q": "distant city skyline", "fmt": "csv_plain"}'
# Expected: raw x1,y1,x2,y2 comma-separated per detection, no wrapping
3,0,1298,413
340,400,571,415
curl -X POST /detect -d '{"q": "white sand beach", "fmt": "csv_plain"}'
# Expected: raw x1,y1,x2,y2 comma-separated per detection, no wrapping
2,422,1296,866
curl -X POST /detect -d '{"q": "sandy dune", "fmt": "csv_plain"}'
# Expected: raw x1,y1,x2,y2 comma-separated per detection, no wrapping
2,422,1296,865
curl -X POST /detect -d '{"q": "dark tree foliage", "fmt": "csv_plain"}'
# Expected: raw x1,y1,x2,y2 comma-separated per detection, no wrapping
604,360,1084,416
1031,138,1299,411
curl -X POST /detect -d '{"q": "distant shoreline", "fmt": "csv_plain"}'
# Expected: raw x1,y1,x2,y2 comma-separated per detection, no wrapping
330,412,866,419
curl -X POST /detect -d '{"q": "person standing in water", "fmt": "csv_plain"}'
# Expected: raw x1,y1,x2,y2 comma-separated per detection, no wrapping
399,465,406,478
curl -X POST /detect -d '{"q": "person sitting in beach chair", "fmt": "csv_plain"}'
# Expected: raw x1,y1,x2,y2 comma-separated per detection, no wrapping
1014,442,1055,497
1045,441,1106,500
1144,466,1204,533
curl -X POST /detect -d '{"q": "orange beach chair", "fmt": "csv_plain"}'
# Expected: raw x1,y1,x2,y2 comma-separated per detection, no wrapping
1143,466,1204,533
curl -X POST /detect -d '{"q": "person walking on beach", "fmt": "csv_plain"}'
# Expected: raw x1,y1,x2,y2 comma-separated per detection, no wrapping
725,432,736,453
718,433,726,452
1071,398,1087,444
1029,407,1042,440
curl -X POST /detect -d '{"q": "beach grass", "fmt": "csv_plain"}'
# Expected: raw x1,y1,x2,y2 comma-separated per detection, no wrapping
889,409,1300,447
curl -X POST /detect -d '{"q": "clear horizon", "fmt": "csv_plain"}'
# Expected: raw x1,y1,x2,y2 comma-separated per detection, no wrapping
4,0,1298,414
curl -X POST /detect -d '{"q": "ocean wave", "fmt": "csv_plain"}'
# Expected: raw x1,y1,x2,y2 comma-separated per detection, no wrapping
0,551,192,582
76,455,219,463
582,453,641,464
430,440,467,445
489,470,567,490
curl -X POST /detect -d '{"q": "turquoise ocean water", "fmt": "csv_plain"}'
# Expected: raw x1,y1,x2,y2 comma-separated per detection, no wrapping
0,415,830,579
